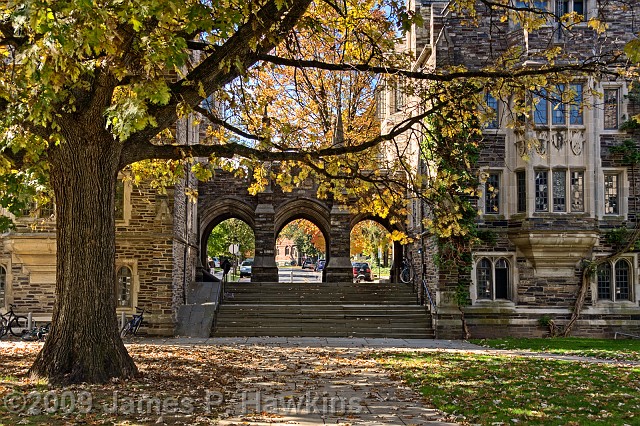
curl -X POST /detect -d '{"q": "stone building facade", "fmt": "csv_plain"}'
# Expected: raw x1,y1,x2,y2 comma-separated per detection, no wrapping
383,0,640,338
0,150,406,336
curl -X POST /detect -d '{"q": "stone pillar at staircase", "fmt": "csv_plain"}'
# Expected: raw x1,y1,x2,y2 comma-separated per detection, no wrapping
325,204,354,282
252,203,279,282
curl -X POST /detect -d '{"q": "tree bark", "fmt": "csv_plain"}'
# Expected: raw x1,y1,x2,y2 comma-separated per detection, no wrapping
29,131,137,385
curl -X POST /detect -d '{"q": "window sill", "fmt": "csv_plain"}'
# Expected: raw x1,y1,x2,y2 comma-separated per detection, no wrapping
481,214,506,220
602,215,625,221
468,299,517,312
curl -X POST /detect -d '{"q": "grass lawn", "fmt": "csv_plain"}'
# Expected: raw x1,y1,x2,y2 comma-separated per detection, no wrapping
471,337,640,362
376,350,640,425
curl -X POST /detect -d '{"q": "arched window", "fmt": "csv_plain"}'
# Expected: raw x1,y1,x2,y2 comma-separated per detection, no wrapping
597,262,612,300
495,258,509,299
0,265,6,308
616,259,630,301
597,259,633,302
476,258,493,300
116,266,132,307
475,257,511,301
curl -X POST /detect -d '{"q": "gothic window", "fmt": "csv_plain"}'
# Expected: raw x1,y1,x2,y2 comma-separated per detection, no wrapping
517,171,527,213
535,170,549,212
570,171,584,212
552,170,566,212
604,88,619,130
514,0,548,11
394,78,405,112
375,85,387,120
0,265,5,308
285,246,290,256
485,93,499,129
534,88,548,125
604,173,619,215
559,0,584,16
476,258,493,300
475,257,511,301
116,266,132,307
115,179,125,221
597,259,632,302
533,84,584,126
39,201,55,219
535,169,584,213
569,84,583,125
551,85,566,125
484,173,500,214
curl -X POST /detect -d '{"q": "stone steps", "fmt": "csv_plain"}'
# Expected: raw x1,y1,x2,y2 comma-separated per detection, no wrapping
213,282,434,338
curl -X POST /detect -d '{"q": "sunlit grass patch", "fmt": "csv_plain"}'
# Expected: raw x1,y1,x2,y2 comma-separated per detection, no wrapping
375,351,640,425
471,337,640,362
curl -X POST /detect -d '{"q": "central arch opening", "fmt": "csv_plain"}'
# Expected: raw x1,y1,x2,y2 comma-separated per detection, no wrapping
276,218,326,283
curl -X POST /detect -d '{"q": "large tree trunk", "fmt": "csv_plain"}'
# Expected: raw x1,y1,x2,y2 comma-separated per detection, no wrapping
30,133,138,385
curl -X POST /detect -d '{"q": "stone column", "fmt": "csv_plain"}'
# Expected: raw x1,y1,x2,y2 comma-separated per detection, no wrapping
325,205,354,282
251,203,279,282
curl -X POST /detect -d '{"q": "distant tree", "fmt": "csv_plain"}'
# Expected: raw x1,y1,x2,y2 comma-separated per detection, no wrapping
207,219,255,260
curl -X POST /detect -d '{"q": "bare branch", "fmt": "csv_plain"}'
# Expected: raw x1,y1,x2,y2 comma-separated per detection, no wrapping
257,53,622,81
123,0,313,151
119,99,448,168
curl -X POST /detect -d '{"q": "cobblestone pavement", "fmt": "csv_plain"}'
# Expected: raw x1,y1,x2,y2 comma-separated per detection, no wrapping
135,338,475,425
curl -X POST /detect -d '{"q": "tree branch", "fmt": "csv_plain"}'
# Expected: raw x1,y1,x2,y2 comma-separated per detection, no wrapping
122,0,313,158
257,53,622,81
119,99,446,168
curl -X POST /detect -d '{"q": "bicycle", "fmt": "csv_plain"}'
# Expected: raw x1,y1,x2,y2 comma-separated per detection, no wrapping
120,307,147,338
0,304,29,338
400,257,414,284
21,323,50,342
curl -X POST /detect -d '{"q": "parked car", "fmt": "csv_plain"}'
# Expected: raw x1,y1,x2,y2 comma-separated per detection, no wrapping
302,259,316,269
209,257,220,268
314,259,326,272
352,262,373,281
239,259,253,277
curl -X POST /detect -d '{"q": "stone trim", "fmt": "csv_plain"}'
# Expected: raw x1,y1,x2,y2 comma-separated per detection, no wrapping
470,252,518,304
0,257,11,312
115,258,140,313
590,253,639,306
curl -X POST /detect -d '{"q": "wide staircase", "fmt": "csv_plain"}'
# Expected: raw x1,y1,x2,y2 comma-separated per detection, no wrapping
213,282,434,338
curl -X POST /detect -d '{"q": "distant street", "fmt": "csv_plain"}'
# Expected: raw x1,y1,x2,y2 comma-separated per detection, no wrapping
212,267,322,283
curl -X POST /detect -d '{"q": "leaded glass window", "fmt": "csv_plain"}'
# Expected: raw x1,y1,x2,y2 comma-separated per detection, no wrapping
551,85,566,125
604,88,619,130
615,259,630,301
116,266,132,307
534,88,548,125
598,259,633,302
485,173,500,214
570,171,584,212
0,266,5,308
597,262,612,300
552,170,566,212
476,258,493,300
535,170,549,212
569,83,583,125
115,180,125,221
485,94,498,129
517,171,527,213
604,174,619,215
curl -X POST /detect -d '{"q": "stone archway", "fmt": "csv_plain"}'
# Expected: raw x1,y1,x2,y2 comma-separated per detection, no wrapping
350,213,405,282
274,198,331,281
198,197,255,268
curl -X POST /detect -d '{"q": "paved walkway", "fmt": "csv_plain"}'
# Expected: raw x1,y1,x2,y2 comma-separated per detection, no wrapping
123,336,639,425
128,338,472,425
